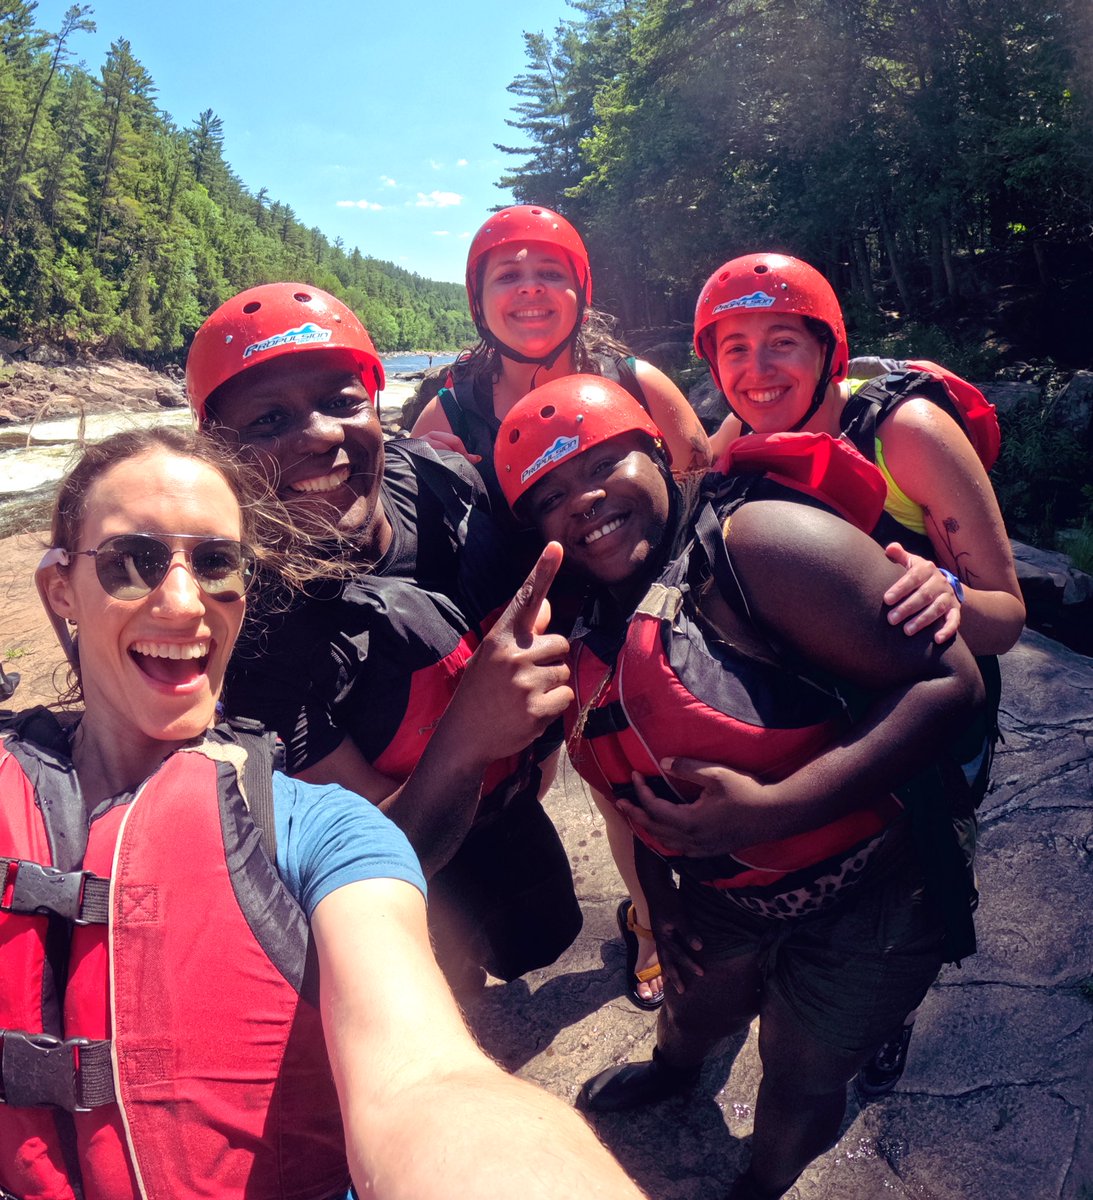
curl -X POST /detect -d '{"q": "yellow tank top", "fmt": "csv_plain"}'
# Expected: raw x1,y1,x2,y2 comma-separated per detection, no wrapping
845,376,927,536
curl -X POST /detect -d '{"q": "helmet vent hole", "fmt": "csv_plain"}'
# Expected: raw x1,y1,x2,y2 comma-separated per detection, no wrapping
540,404,556,419
242,301,261,314
293,292,312,303
753,264,768,274
508,429,520,444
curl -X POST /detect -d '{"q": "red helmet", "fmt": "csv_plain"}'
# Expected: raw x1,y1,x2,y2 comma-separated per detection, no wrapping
186,283,385,422
465,205,593,336
693,254,849,396
494,374,666,511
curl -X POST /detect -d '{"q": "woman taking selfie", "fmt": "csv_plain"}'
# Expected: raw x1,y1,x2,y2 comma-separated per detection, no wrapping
0,427,642,1200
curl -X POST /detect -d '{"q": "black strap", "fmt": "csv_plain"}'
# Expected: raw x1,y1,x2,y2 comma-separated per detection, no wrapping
693,500,754,623
0,1029,115,1110
580,700,630,741
225,722,278,862
1,858,109,925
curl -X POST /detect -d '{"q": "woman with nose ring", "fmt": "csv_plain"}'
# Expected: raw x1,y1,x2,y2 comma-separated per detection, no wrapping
494,374,985,1198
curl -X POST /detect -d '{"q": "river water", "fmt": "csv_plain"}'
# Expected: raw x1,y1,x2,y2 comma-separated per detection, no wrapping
0,356,444,539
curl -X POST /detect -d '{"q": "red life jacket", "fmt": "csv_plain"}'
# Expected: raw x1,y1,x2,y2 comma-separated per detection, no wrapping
567,433,902,919
842,358,1000,473
331,581,537,817
0,713,348,1200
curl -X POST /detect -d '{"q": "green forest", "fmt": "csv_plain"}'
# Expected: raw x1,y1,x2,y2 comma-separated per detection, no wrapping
0,3,476,355
499,0,1093,371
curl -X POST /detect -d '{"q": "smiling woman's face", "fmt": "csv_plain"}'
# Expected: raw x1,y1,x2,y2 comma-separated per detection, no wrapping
45,448,246,751
714,311,827,433
523,433,670,587
479,241,579,360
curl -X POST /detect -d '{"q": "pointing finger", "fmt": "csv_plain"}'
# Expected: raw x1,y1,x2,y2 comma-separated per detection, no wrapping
495,541,564,639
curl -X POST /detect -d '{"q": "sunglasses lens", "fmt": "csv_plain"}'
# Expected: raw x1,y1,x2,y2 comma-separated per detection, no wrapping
95,535,170,599
191,540,253,601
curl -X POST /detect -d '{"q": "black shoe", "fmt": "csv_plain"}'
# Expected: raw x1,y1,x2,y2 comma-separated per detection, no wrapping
856,1023,914,1099
580,1048,701,1112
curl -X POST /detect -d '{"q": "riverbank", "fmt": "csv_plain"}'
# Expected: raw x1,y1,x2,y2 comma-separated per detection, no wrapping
0,355,417,539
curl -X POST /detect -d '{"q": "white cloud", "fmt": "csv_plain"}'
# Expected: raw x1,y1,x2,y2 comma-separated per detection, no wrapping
336,199,384,210
433,230,451,237
414,190,462,209
429,159,444,170
457,231,472,240
380,175,397,188
455,158,468,168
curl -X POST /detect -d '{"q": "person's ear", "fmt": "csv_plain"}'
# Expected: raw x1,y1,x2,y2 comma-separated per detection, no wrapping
40,563,77,621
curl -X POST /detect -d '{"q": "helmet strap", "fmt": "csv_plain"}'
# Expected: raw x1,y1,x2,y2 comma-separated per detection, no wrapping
788,339,836,433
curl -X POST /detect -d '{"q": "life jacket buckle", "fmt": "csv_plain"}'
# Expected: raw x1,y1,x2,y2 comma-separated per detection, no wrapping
0,1030,93,1111
2,859,89,923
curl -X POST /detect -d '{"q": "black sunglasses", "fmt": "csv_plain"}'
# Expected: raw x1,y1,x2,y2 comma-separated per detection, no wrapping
62,533,255,602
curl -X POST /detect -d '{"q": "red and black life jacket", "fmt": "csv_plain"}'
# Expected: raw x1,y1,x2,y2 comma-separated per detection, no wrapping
568,433,906,919
840,360,1001,558
0,710,347,1200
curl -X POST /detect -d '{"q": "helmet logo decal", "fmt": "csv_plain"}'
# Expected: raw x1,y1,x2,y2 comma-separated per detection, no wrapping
521,434,581,484
243,322,333,359
712,291,776,314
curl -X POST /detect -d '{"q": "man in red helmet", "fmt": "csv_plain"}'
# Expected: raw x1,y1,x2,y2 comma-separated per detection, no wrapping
187,283,583,991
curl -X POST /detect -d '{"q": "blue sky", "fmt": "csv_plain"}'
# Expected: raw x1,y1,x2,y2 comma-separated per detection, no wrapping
32,0,576,283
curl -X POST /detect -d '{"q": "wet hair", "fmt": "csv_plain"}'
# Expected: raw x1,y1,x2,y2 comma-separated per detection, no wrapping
51,427,261,556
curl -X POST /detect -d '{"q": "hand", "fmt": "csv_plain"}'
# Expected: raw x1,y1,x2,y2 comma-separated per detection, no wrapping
418,428,482,463
639,868,705,995
445,542,573,766
617,763,772,859
883,542,962,643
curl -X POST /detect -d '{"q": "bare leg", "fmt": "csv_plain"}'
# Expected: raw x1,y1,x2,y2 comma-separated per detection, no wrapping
592,787,663,1001
747,987,871,1194
658,950,763,1069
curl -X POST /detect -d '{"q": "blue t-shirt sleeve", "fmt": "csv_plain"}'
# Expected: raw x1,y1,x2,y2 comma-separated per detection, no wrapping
272,772,426,918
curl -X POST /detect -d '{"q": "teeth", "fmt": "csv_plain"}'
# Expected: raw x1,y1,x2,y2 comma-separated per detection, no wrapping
584,516,625,545
747,389,784,404
131,641,209,660
290,466,350,494
513,308,550,318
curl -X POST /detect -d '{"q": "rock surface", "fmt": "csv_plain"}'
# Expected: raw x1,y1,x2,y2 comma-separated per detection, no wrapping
0,357,186,426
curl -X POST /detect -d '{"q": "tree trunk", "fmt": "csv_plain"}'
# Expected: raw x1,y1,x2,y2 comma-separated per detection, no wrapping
877,202,913,316
852,233,876,306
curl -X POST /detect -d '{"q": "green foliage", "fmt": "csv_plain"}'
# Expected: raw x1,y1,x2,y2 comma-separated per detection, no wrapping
0,9,473,355
992,393,1092,541
497,0,1093,354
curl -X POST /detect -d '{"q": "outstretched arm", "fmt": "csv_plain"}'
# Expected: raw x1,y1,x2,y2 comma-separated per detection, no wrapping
633,359,710,476
314,878,646,1199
